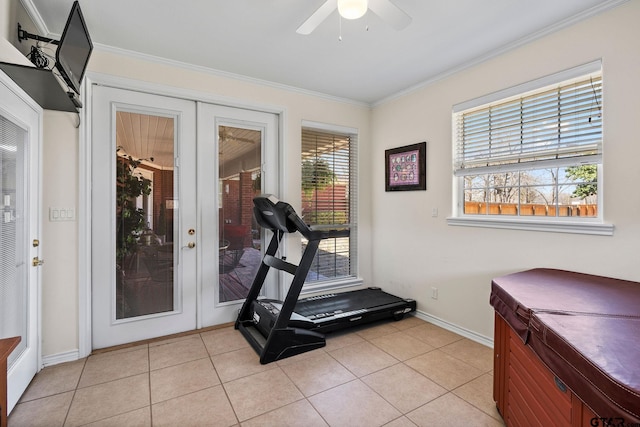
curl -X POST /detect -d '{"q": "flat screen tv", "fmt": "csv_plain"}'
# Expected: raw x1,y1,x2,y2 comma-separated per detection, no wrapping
55,1,92,95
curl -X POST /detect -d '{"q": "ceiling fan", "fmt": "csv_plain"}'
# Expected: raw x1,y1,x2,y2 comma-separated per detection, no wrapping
296,0,412,35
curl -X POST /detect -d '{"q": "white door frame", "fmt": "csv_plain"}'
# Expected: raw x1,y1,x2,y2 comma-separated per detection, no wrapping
0,70,42,414
78,73,285,357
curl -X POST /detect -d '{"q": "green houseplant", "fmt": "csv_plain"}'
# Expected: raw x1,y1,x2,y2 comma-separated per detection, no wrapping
116,153,152,267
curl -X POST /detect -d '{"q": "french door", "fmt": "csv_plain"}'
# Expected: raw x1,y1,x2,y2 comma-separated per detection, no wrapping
197,103,279,326
91,85,278,348
0,72,41,414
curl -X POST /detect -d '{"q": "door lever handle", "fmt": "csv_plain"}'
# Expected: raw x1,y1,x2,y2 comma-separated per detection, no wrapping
32,257,44,267
183,242,196,249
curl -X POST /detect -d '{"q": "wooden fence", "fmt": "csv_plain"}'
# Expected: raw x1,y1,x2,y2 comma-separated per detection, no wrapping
464,202,597,217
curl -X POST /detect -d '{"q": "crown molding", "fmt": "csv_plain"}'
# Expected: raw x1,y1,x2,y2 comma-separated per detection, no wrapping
93,43,371,109
374,0,630,107
18,0,53,37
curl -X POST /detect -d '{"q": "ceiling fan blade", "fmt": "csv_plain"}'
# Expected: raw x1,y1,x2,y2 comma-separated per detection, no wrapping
296,0,338,35
368,0,412,30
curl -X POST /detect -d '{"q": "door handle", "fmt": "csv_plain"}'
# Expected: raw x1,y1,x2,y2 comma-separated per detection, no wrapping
32,257,44,267
184,242,196,249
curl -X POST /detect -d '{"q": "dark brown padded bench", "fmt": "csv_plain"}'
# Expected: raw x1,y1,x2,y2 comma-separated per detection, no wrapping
490,268,640,425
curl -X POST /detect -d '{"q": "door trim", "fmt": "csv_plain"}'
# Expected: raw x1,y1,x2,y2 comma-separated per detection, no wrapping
79,73,285,357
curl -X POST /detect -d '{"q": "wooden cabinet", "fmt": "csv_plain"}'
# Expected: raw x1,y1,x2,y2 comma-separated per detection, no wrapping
494,314,596,427
0,337,20,427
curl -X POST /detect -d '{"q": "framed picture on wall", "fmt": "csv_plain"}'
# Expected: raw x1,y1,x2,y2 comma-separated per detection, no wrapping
385,142,426,191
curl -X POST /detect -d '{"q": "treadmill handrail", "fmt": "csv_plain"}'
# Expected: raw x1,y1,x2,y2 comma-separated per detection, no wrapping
253,194,350,241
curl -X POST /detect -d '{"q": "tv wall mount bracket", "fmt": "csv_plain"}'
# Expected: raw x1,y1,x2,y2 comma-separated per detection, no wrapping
11,23,83,110
18,23,60,45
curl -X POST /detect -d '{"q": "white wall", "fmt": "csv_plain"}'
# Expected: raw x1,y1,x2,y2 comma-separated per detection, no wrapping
371,1,640,341
0,0,8,39
0,0,32,65
41,111,79,357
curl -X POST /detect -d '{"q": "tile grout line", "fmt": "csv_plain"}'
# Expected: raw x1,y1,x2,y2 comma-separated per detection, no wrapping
449,372,503,421
338,327,487,424
357,332,436,422
68,344,153,426
199,332,241,426
146,343,154,427
61,357,88,427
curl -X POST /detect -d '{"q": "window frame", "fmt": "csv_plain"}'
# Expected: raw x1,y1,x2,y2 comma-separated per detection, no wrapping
300,120,362,293
449,61,613,235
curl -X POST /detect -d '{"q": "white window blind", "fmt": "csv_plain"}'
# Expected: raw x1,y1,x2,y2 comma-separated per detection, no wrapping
1,115,25,360
454,74,602,176
301,127,357,284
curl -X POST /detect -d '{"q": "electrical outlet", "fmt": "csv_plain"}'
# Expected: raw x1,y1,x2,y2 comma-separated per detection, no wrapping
431,287,438,300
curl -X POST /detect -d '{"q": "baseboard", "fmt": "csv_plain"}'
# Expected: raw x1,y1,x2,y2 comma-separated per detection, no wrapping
38,314,491,366
413,309,494,349
41,350,80,368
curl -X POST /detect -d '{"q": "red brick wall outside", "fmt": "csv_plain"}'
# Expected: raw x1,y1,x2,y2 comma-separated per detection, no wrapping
134,166,258,247
301,184,349,223
220,172,256,247
137,164,174,241
222,180,241,224
240,172,254,230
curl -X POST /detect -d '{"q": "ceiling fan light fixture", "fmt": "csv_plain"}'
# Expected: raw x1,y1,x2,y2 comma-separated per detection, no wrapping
337,0,368,20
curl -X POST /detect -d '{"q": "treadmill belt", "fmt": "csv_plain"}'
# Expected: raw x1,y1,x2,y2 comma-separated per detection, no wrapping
294,288,404,318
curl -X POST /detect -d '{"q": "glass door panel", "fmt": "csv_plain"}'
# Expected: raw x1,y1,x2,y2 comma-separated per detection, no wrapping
115,111,175,319
218,125,262,303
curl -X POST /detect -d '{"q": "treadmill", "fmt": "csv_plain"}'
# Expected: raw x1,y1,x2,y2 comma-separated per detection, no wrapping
235,195,416,364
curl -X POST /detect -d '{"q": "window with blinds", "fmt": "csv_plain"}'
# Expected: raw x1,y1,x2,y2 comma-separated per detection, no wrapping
452,66,603,221
301,126,357,285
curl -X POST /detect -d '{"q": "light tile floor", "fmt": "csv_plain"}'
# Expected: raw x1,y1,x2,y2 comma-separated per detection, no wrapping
9,316,505,426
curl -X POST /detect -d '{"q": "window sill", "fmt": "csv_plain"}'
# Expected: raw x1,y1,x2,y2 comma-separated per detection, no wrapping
301,277,364,295
446,216,614,236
